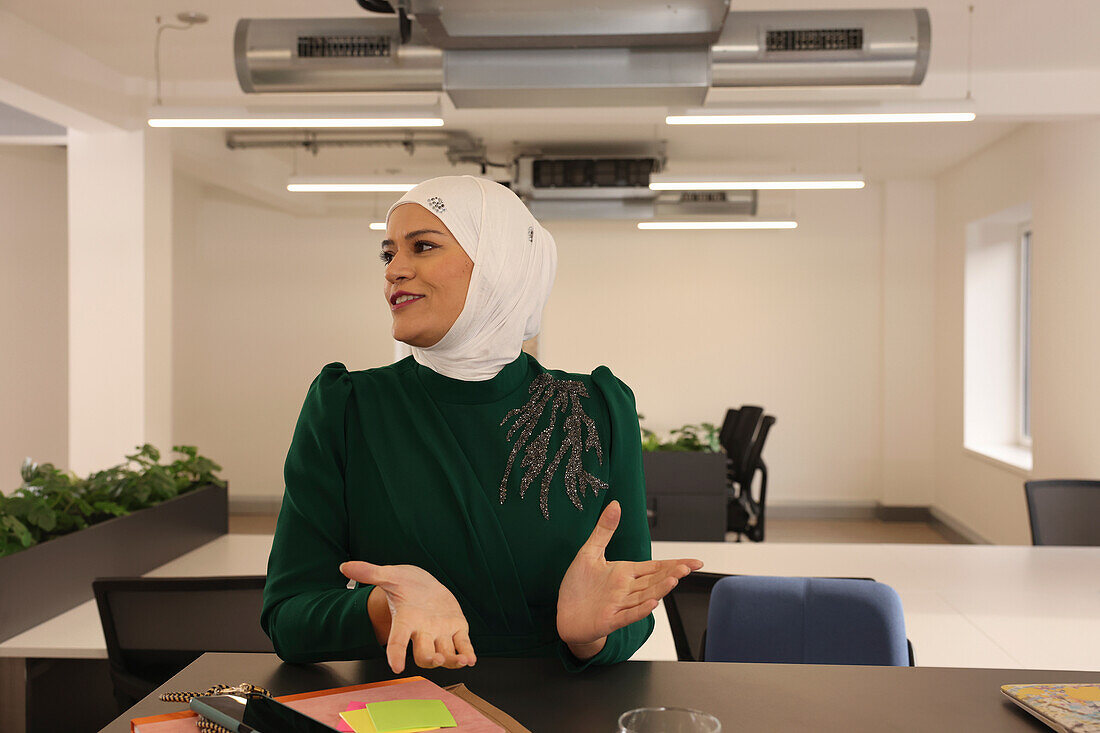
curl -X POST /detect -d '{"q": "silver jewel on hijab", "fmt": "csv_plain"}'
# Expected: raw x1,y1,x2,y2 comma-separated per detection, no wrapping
426,196,446,213
498,373,608,519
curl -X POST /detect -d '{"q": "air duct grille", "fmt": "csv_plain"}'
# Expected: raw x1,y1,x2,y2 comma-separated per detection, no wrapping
765,28,863,52
532,158,657,188
297,35,392,58
680,191,728,203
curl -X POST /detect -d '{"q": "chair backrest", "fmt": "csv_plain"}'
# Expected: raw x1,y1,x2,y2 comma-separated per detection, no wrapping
719,406,763,477
740,414,775,489
663,571,730,661
1024,479,1100,546
705,576,909,666
93,575,272,707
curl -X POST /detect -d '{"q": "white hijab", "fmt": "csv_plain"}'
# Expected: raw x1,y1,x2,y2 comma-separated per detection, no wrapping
386,175,558,381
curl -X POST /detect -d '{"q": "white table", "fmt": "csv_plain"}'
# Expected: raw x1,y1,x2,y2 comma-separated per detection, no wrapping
0,534,274,659
3,536,1099,673
638,542,1100,672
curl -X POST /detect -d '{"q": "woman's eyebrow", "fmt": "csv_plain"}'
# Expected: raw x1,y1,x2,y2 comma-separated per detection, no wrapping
404,228,447,239
380,228,448,248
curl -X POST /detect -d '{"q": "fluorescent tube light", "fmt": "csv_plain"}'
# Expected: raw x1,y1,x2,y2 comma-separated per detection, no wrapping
369,222,387,230
638,221,797,230
650,174,864,191
151,117,444,129
666,112,975,125
146,106,444,129
287,182,417,193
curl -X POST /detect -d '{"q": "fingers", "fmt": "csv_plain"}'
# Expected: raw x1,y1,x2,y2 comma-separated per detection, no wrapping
612,598,660,630
625,574,679,607
628,560,700,593
413,631,444,669
454,629,477,667
433,634,464,670
340,560,388,586
582,500,622,557
386,621,412,675
628,557,704,578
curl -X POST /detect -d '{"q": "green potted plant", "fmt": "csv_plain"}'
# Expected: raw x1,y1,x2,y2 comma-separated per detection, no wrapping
640,418,728,541
0,444,228,642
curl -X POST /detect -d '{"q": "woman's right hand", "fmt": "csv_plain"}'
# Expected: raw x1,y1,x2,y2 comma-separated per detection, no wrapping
339,561,476,674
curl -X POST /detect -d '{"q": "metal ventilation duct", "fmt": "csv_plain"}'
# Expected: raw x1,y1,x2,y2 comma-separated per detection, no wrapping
234,8,931,103
712,9,931,86
234,18,441,93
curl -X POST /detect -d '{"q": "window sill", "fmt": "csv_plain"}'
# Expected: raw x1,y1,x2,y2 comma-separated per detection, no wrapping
963,443,1033,476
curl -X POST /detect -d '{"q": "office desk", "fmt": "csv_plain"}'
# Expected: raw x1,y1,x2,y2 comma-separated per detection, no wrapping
650,542,1100,672
100,652,1100,733
5,536,1100,672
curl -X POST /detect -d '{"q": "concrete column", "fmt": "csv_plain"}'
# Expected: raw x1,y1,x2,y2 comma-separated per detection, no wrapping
67,127,172,474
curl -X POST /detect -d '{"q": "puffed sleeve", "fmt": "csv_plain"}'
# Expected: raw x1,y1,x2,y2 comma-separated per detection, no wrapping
260,363,384,662
559,366,655,670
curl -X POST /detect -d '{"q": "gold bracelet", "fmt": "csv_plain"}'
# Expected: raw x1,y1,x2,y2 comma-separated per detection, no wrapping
158,682,272,733
158,682,271,703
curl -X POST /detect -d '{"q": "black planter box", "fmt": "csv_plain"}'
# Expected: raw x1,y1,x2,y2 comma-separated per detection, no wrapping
0,484,227,642
643,452,728,541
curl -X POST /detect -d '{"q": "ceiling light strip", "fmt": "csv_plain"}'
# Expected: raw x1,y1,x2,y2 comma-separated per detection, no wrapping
650,181,864,191
666,112,975,125
369,222,387,230
638,221,798,230
149,118,444,129
287,183,417,193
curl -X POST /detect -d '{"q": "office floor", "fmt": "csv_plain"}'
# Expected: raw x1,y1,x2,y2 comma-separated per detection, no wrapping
229,513,957,544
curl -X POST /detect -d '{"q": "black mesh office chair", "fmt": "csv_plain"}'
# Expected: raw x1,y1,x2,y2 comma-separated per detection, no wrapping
719,407,776,542
93,575,272,712
1024,479,1100,546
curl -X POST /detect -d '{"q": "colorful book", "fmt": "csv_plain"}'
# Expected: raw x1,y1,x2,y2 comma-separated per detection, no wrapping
1001,683,1100,733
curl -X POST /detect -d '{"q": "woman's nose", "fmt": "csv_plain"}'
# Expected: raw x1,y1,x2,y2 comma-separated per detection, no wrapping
385,252,414,282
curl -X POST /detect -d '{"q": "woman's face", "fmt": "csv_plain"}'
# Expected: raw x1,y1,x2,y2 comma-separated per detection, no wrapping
381,203,474,348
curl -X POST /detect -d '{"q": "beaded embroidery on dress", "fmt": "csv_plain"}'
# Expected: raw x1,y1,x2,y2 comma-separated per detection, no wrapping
498,373,608,519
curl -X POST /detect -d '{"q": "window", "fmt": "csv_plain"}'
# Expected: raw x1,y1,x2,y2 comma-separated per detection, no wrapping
963,204,1033,471
1018,225,1032,446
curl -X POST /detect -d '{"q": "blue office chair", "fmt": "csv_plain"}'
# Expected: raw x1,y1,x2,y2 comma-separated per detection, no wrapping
704,576,910,666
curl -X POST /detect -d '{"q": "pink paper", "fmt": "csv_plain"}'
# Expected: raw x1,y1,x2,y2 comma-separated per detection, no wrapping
337,701,368,732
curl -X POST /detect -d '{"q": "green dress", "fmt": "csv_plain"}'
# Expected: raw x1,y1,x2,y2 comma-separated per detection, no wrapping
261,352,654,670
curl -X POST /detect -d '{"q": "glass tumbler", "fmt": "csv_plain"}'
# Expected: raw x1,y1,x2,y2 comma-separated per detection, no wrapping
617,706,721,733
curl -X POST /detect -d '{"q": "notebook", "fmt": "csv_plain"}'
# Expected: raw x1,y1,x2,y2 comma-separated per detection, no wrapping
131,677,528,733
1001,683,1100,733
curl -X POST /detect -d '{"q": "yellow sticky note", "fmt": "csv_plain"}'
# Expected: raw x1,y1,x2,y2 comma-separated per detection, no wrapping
366,699,456,733
339,708,440,733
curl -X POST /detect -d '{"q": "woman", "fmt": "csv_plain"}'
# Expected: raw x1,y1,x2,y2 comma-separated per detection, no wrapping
261,175,702,673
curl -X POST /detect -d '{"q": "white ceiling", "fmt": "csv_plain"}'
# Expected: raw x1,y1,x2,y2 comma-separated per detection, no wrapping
4,0,1097,192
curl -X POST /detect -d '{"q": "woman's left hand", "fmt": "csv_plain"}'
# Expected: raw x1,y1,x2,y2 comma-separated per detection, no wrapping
556,500,703,657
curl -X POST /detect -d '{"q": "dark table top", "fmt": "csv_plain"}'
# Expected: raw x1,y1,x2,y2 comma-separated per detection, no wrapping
100,653,1100,733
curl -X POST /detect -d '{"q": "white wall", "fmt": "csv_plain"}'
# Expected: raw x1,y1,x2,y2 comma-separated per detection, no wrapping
0,145,68,487
542,187,886,508
172,177,394,503
880,181,937,507
173,179,901,509
934,120,1100,544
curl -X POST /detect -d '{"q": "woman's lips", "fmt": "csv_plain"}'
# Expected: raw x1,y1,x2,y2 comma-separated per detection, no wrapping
391,294,424,311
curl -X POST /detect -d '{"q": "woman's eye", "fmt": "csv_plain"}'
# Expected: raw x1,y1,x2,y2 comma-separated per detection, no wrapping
379,251,394,264
413,240,437,253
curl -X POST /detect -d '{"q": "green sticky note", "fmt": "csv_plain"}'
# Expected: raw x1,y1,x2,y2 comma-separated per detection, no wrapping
339,708,439,733
365,699,456,732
